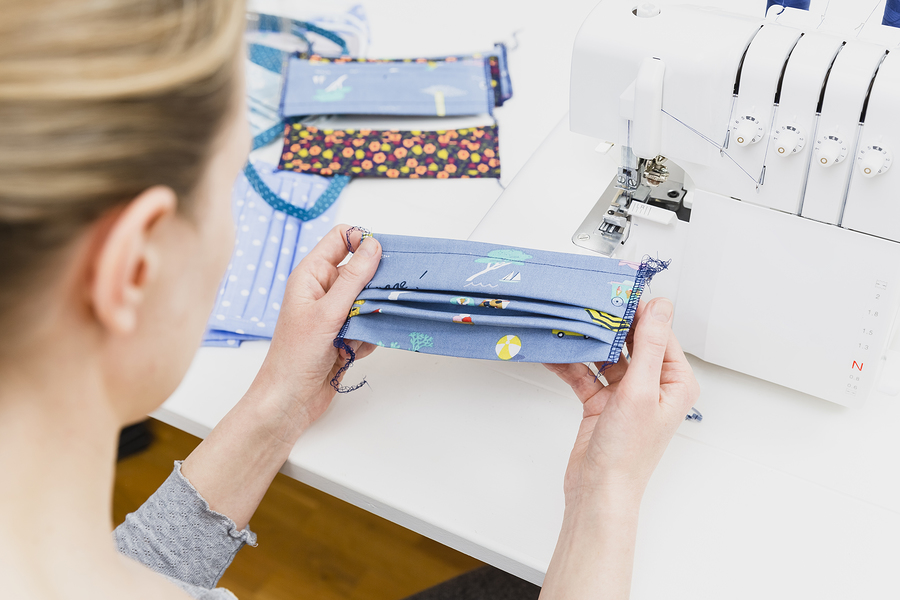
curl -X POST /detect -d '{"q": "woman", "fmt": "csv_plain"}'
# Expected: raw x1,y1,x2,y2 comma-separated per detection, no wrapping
0,1,699,599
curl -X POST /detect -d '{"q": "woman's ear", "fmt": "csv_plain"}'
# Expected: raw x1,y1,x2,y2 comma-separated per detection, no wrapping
90,186,178,334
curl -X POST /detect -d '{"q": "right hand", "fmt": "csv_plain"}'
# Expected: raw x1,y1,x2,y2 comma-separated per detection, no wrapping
544,297,700,508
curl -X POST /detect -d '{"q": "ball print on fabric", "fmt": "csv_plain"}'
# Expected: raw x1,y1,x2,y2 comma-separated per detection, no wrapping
495,335,521,360
278,123,501,179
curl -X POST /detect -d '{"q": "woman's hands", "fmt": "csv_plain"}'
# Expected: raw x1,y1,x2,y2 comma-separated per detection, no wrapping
546,297,699,507
181,225,380,530
246,225,382,444
540,297,699,600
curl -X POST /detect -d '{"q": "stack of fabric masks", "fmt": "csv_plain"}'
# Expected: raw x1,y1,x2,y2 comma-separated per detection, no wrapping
277,46,512,180
205,5,514,346
204,7,367,346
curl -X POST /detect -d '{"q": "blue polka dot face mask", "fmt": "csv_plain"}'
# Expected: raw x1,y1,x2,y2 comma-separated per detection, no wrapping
334,233,668,389
204,163,346,347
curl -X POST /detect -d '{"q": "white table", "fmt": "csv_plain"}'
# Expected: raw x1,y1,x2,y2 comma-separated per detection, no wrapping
158,1,900,597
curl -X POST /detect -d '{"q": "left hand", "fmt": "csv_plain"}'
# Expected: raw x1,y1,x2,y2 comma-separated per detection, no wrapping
245,224,381,444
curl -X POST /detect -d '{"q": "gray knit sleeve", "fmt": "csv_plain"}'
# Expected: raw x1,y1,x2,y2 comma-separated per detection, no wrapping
114,461,257,594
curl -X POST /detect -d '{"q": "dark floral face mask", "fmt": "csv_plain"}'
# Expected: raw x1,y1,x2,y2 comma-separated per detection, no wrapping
278,123,501,179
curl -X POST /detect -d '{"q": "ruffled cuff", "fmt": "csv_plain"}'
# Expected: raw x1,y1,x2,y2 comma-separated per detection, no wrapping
114,461,256,589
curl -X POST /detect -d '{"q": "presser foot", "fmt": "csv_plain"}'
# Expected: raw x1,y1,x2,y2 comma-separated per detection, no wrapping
572,166,689,257
572,178,633,257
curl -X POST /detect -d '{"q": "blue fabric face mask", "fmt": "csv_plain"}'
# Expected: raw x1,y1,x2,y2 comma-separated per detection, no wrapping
281,56,495,118
246,43,289,147
492,43,513,106
245,9,369,149
203,163,347,347
333,233,668,389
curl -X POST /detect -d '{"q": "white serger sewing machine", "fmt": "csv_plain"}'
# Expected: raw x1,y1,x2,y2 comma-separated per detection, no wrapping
474,0,900,407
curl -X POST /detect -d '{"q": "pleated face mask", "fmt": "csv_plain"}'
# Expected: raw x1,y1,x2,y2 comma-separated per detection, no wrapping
333,232,668,390
204,163,347,347
281,55,495,118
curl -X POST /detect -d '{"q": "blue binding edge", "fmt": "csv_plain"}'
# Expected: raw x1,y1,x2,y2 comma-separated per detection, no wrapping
250,18,349,152
604,256,671,366
252,123,286,151
331,227,373,393
243,162,349,223
601,256,701,423
292,21,350,55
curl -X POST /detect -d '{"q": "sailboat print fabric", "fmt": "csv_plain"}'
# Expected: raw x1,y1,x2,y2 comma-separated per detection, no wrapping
335,234,667,369
281,55,495,118
293,43,513,107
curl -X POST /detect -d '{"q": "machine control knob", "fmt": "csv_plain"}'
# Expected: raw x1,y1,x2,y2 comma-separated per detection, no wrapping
857,145,892,178
814,134,847,168
635,3,660,17
731,115,764,146
773,125,804,156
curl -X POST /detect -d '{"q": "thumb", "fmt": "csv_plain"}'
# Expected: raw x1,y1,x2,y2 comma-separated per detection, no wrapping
619,297,673,402
325,236,381,318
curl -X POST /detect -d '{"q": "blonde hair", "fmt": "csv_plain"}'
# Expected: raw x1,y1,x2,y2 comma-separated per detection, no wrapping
0,0,245,332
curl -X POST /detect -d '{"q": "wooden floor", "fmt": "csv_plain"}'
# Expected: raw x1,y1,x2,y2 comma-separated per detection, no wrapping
113,419,483,600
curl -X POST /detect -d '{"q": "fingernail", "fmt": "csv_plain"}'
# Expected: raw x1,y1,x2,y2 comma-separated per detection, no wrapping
358,237,377,257
652,298,673,323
